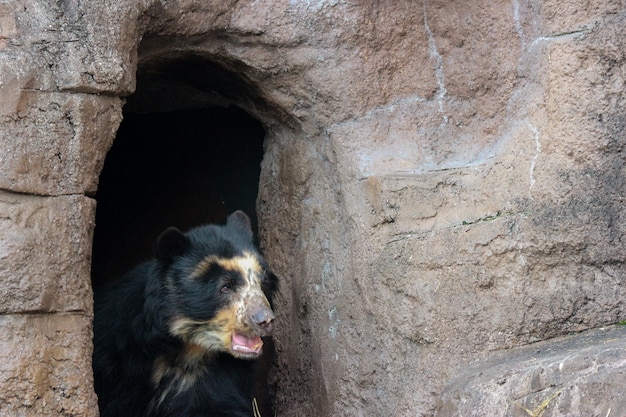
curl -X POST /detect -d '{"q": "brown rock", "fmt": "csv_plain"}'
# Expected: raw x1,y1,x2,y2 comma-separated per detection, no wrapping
435,325,626,417
0,313,98,417
0,192,96,314
0,92,122,195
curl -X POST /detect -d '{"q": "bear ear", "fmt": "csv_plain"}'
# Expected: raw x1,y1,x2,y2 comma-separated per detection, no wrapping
156,227,190,261
226,210,253,240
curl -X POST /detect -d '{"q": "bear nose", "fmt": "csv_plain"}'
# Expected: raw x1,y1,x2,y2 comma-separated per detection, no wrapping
251,308,275,329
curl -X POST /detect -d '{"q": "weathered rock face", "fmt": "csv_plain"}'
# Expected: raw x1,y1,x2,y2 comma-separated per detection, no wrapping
0,1,624,416
435,325,626,417
0,314,97,416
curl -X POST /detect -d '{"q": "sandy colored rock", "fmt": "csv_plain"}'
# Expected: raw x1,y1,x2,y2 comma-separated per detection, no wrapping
0,0,141,94
255,2,626,415
0,92,122,196
0,191,96,314
0,313,98,417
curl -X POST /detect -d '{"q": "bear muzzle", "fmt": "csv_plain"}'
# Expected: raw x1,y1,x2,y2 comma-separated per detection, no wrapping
230,298,275,359
251,307,275,331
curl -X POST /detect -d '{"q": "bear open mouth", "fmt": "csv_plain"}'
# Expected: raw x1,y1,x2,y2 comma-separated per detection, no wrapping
231,333,263,356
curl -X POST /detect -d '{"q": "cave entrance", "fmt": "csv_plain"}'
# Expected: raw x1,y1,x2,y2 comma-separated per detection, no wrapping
91,105,265,287
90,52,273,412
91,53,267,288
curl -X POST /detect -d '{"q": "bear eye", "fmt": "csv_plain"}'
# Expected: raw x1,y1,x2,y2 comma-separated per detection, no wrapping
220,283,233,294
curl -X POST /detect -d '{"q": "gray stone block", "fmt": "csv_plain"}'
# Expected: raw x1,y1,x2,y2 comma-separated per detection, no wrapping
436,325,626,417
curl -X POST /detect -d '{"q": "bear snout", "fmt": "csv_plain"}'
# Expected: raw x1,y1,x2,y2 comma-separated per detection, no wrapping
250,307,275,331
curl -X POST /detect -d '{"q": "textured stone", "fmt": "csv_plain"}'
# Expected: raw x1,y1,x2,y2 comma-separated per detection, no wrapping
435,325,626,417
0,92,122,195
255,2,626,416
0,191,96,314
0,313,97,417
0,0,142,94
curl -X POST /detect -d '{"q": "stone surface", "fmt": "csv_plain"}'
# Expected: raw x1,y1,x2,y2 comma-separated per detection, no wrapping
0,0,624,416
254,2,626,416
0,0,141,95
0,313,98,417
0,91,122,196
435,325,626,417
0,191,96,314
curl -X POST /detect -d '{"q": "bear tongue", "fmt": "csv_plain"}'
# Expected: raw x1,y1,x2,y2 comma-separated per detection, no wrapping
231,333,263,354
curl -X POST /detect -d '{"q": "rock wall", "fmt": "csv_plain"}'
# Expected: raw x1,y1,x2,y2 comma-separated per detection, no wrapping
0,1,624,416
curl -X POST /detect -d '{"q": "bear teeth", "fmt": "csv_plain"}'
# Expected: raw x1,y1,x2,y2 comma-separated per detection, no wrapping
231,333,263,355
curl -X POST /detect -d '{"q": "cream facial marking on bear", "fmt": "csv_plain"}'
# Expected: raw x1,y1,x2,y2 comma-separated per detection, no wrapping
190,255,220,279
191,252,261,283
185,252,272,358
213,252,269,328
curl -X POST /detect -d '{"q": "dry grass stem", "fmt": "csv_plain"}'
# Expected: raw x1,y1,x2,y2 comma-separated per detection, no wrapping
516,388,564,417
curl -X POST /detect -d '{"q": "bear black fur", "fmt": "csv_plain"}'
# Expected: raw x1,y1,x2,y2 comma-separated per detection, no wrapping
93,211,278,417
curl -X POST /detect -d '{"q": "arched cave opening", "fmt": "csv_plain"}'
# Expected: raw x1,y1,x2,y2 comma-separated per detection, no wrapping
92,53,268,288
90,52,275,414
91,105,265,287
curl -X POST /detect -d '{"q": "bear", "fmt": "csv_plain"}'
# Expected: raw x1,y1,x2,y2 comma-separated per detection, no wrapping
93,211,278,417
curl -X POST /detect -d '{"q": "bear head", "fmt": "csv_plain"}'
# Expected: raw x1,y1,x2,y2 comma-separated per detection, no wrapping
155,211,278,360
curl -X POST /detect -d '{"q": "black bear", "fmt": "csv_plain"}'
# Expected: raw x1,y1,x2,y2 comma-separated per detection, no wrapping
93,211,278,417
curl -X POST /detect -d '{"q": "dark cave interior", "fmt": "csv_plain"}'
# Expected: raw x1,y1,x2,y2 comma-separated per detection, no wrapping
90,52,274,415
91,105,265,287
91,51,267,288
